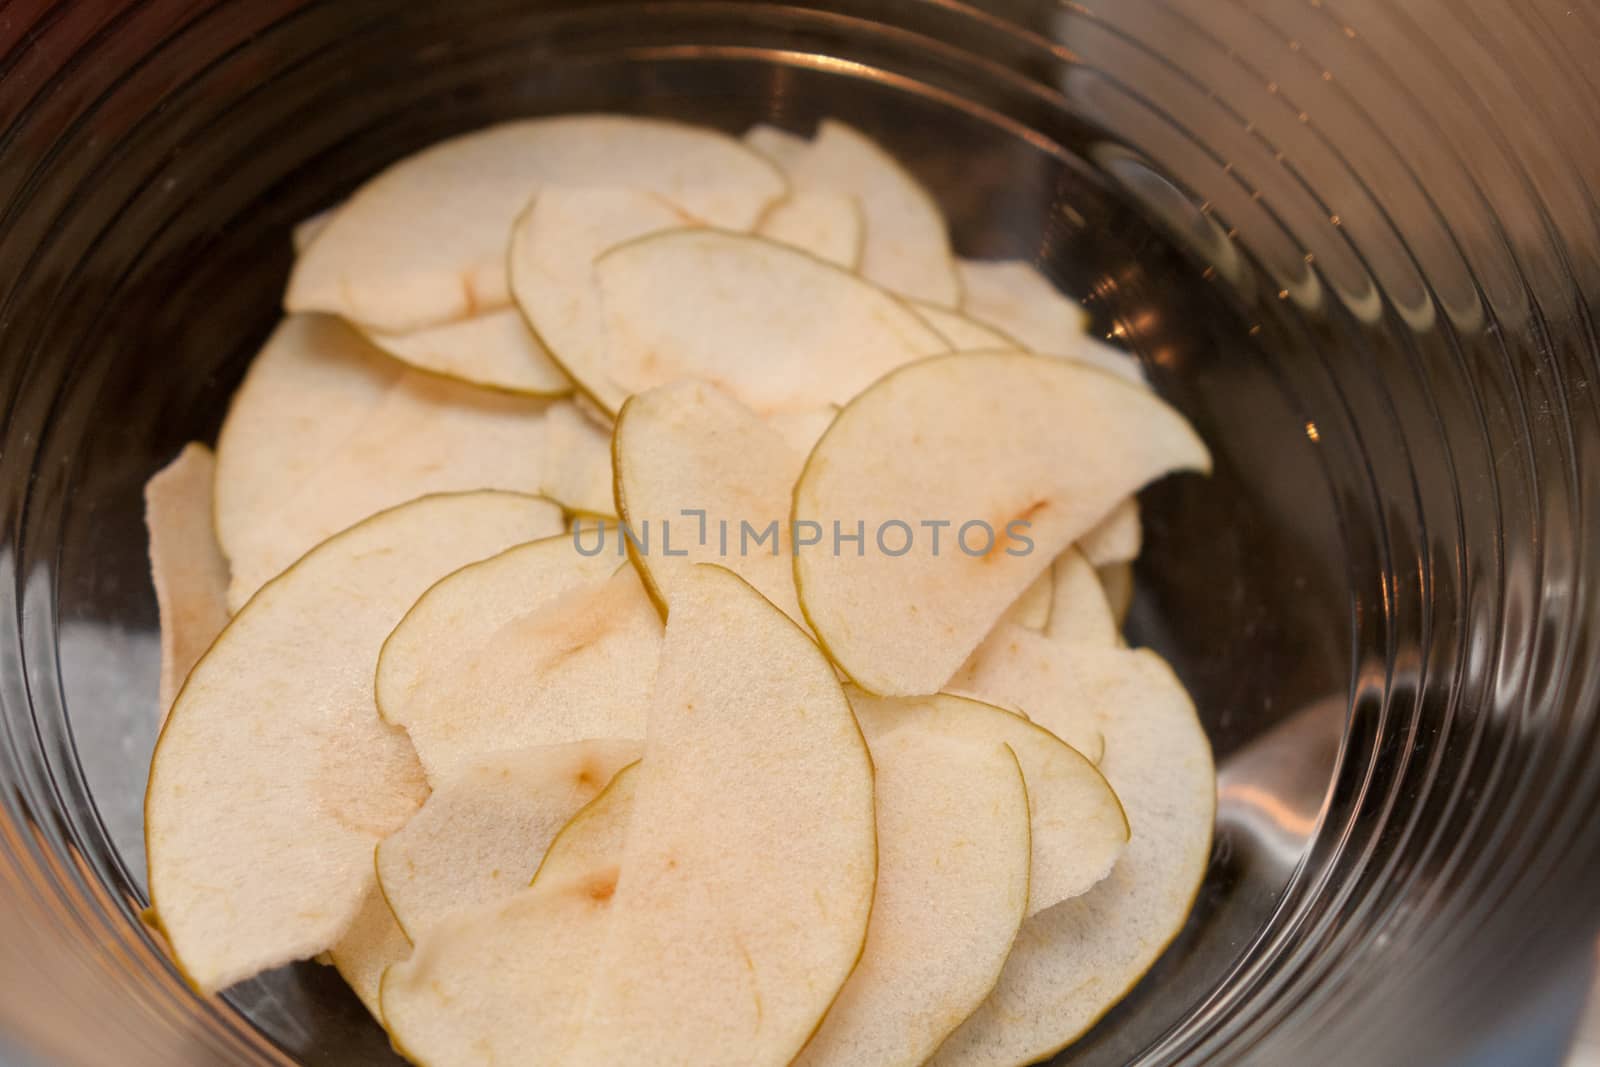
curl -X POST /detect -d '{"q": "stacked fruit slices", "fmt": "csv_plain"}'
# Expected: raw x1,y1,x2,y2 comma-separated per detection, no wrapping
141,115,1215,1067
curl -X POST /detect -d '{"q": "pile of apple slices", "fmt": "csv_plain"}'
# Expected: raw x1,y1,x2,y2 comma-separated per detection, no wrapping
142,115,1215,1067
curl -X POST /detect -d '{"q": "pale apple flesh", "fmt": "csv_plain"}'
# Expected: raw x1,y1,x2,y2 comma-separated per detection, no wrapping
540,399,618,518
145,491,563,994
746,121,960,305
143,444,231,720
928,647,1215,1066
569,565,877,1066
612,379,805,621
377,539,659,784
794,730,1029,1067
328,888,410,1021
756,190,864,268
288,116,786,333
376,741,640,941
215,315,555,610
359,306,572,397
509,185,698,415
794,350,1209,696
592,228,948,415
379,762,642,1065
848,689,1124,915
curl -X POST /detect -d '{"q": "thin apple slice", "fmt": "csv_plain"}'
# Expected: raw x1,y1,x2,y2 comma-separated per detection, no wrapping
1079,496,1141,566
213,314,400,588
950,623,1112,760
794,350,1209,696
956,258,1087,347
143,444,230,720
590,229,948,416
794,730,1029,1067
613,380,804,620
1000,568,1053,632
376,741,640,941
1045,547,1119,646
509,186,700,414
540,399,618,518
569,565,876,1065
376,535,618,714
225,367,553,610
957,258,1148,384
380,783,630,1066
361,307,572,396
217,316,554,609
532,761,640,883
145,491,562,994
382,567,874,1065
741,123,809,166
292,205,339,253
378,537,659,783
928,648,1215,1066
287,117,785,333
328,888,410,1020
757,190,863,267
848,689,1121,914
768,404,840,454
746,121,960,305
1100,561,1135,626
912,301,1015,350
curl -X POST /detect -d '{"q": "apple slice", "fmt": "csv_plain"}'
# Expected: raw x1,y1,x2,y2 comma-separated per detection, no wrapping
957,258,1149,384
928,648,1216,1066
292,204,339,253
756,190,863,267
532,760,640,883
848,689,1122,914
287,116,785,333
540,399,618,518
145,491,563,994
380,782,630,1066
214,315,400,588
950,623,1112,761
912,301,1015,351
793,730,1029,1067
378,537,659,783
1000,568,1053,632
956,259,1087,346
768,404,840,454
1079,496,1141,566
590,229,948,416
509,186,701,414
613,380,804,620
741,122,809,166
225,367,553,610
376,741,640,941
1045,547,1119,646
216,316,555,609
361,307,572,396
1100,561,1135,626
382,566,874,1065
746,121,960,305
793,350,1209,696
569,564,876,1065
327,888,410,1020
143,444,230,720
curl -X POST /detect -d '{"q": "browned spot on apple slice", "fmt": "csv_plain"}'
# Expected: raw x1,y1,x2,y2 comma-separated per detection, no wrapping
981,500,1049,562
582,868,620,905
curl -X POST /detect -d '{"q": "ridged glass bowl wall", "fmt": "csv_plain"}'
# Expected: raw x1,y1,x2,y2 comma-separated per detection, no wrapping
1,2,1597,1064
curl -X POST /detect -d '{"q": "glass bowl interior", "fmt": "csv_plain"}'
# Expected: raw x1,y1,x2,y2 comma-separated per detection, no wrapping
1,2,1597,1065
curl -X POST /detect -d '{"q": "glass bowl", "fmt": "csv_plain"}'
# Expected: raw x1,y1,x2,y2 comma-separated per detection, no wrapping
1,1,1597,1063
